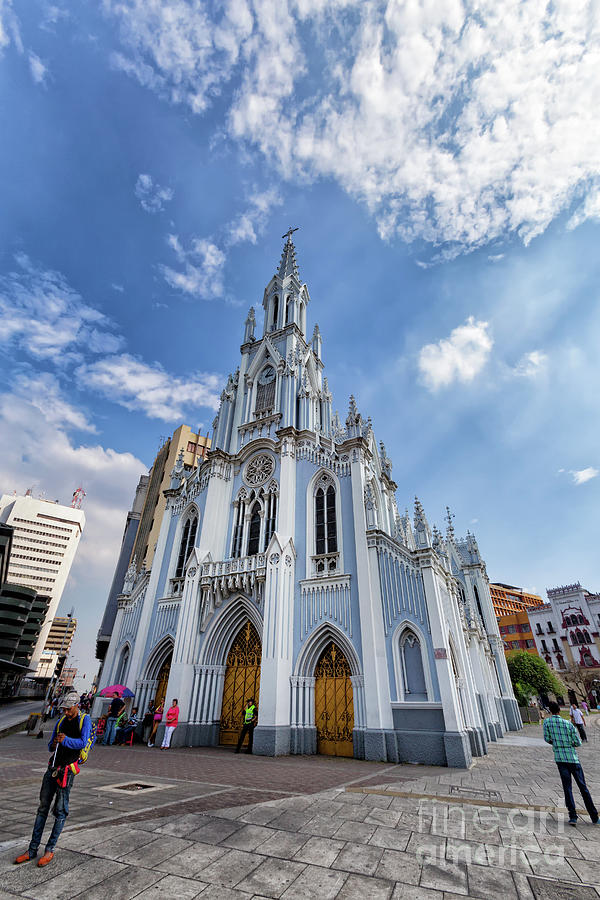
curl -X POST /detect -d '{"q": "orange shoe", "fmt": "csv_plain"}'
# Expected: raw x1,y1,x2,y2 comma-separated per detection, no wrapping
37,852,54,867
14,852,35,864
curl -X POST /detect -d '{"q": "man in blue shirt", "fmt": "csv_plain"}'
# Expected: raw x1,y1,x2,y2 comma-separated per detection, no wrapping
543,700,598,825
14,691,91,867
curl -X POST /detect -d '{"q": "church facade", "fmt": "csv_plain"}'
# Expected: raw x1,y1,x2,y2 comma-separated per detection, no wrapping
98,236,521,767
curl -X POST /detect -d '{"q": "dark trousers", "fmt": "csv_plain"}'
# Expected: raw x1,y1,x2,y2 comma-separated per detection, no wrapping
576,723,587,742
28,766,75,856
115,726,135,745
557,762,598,821
236,722,255,753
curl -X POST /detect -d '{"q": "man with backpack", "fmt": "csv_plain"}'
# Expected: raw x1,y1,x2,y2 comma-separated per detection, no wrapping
14,691,92,867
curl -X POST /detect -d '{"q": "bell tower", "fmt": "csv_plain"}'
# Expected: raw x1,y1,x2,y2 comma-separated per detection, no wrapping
262,228,309,337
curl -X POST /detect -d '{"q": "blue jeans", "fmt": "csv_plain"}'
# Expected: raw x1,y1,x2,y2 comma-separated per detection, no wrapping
28,767,75,856
102,716,117,745
557,762,598,821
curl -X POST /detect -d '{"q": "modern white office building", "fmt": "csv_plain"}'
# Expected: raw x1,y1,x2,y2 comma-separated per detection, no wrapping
0,494,85,669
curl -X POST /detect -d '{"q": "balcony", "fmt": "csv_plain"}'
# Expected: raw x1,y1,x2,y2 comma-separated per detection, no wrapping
168,576,186,597
311,552,340,577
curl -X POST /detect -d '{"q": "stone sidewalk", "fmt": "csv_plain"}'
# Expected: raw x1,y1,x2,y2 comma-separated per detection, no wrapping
1,721,600,899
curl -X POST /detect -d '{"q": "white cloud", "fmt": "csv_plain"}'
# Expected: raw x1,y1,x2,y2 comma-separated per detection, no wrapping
135,173,174,213
418,316,493,391
76,353,222,420
513,350,547,378
28,51,47,84
567,184,600,232
161,236,226,299
225,187,282,246
13,372,96,433
0,383,148,677
571,467,599,486
488,254,505,263
106,1,600,256
0,0,22,54
0,253,124,364
111,282,124,292
105,0,253,113
160,188,281,299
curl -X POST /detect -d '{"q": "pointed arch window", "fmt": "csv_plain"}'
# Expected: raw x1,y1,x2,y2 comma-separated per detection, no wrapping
285,295,293,325
264,491,277,550
315,484,337,555
232,499,245,558
247,502,261,556
256,364,276,413
399,630,428,700
175,512,197,577
115,646,129,686
272,295,279,329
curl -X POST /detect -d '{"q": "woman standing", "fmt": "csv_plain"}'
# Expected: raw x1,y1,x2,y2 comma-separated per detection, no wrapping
147,702,163,748
161,699,179,750
142,701,155,744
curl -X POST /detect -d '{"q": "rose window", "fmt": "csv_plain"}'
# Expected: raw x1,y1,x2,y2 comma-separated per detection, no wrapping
244,454,275,486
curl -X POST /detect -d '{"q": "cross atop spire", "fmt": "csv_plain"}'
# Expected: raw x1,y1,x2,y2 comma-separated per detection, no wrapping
277,227,300,279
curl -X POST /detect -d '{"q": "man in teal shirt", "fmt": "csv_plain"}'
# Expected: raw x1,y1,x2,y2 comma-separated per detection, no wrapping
543,700,598,825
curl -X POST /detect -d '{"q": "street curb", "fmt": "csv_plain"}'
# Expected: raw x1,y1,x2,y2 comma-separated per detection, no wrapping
0,721,28,740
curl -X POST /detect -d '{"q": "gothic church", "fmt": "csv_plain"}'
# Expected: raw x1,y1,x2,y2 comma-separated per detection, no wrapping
99,235,521,766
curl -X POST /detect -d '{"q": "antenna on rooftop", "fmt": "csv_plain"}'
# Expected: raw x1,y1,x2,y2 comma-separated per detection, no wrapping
71,486,86,509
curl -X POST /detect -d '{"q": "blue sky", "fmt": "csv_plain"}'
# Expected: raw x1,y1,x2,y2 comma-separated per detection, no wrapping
1,0,599,688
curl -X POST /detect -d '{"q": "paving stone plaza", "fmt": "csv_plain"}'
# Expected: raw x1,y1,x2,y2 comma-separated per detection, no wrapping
2,720,600,899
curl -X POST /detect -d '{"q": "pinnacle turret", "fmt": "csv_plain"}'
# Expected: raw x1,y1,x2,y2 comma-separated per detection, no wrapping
277,229,300,280
414,496,432,549
445,506,456,542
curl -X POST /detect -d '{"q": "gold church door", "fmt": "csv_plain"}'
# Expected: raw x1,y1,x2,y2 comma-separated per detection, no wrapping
315,642,354,757
219,622,262,745
154,655,171,709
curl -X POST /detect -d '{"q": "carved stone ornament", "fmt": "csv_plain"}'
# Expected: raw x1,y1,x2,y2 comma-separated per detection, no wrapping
285,555,292,567
270,553,280,565
187,566,197,578
244,453,275,487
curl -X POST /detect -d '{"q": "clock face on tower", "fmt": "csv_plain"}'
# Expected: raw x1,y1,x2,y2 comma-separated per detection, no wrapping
258,365,275,385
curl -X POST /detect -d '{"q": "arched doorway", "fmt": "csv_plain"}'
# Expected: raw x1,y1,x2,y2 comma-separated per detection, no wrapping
315,641,354,757
154,655,172,709
219,621,261,745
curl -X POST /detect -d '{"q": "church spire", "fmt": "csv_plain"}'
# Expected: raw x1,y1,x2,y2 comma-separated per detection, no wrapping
277,227,300,280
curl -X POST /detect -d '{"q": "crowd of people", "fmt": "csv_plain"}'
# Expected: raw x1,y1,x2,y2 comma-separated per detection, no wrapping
98,693,180,749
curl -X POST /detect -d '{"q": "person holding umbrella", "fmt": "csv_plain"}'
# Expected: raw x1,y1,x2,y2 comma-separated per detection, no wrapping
98,684,134,746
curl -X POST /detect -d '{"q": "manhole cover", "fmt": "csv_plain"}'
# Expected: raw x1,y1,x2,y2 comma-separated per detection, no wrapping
115,783,154,792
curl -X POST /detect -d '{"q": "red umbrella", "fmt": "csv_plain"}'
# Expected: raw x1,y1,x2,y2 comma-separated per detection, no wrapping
99,683,135,698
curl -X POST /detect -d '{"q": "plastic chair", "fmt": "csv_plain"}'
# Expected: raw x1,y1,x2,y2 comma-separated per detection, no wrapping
123,729,134,747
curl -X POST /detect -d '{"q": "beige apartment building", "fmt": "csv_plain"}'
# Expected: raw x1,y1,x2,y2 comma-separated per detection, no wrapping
131,425,210,573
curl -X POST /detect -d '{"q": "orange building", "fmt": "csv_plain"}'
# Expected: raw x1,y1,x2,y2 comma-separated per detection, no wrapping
497,609,539,656
490,583,544,618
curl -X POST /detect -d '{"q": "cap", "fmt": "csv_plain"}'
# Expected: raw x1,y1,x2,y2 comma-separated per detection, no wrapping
60,691,80,709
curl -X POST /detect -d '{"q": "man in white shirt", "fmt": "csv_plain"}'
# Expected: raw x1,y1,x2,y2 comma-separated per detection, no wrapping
570,704,588,742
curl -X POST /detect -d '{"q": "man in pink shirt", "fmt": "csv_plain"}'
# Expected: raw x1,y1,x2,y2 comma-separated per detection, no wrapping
161,699,179,750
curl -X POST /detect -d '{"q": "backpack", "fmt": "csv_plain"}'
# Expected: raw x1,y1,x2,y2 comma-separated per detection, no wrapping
56,713,96,765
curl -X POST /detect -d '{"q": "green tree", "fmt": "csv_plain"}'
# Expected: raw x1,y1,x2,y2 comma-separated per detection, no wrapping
506,651,565,703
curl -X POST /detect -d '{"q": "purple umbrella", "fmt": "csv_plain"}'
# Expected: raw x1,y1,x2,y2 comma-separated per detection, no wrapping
99,684,135,698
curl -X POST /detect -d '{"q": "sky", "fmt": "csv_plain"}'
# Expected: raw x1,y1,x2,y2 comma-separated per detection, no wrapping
0,0,599,690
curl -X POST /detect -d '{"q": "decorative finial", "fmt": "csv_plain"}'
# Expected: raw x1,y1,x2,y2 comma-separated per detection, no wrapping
445,506,455,540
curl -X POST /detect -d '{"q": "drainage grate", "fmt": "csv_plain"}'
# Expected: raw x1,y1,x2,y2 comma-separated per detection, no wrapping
448,785,503,802
114,783,155,792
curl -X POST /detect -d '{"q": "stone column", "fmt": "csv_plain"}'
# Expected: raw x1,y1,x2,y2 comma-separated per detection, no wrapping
166,561,202,745
253,536,296,756
351,451,393,761
419,557,472,768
